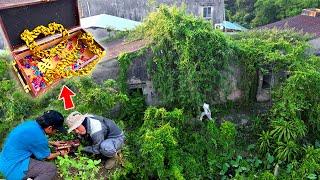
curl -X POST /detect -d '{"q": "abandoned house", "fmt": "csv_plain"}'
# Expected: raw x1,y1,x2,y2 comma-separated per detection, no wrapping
256,8,320,102
94,10,320,106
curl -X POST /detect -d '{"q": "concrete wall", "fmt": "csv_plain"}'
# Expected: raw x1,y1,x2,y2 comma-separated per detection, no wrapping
92,50,243,105
309,37,320,52
78,0,225,24
92,51,159,105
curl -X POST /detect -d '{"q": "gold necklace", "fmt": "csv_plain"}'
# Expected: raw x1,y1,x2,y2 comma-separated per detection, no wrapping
21,22,105,85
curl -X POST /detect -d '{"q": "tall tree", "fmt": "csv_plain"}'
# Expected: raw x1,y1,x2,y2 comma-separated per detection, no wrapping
226,0,256,28
252,0,280,27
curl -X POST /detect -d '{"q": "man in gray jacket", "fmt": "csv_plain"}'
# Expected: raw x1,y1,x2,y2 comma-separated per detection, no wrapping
66,111,124,169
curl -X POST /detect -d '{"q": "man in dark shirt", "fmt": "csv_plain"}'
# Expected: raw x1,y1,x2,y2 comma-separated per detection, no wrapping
66,111,124,169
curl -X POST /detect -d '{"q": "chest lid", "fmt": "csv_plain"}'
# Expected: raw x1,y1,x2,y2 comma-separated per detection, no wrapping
0,0,80,51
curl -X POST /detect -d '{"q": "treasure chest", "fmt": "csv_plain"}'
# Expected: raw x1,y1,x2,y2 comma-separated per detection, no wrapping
0,0,106,97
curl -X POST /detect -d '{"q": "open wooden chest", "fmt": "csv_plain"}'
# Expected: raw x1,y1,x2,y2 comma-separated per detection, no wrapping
0,0,106,97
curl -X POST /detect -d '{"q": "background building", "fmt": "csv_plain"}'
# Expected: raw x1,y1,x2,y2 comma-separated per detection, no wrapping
78,0,225,25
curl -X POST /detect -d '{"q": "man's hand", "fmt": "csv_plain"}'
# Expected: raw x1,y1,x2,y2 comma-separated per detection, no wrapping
59,148,70,156
49,140,66,146
47,147,70,160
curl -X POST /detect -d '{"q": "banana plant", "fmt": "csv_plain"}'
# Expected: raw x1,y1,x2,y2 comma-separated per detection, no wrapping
275,141,300,162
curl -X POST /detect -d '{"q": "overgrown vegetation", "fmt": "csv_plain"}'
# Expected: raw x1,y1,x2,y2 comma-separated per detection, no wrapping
111,107,239,179
1,5,320,179
233,29,311,103
140,6,235,113
110,6,320,178
56,154,101,180
117,48,147,93
226,0,320,28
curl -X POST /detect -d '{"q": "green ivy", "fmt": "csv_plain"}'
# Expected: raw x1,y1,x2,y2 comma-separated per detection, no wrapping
141,5,234,113
233,29,310,104
241,29,320,165
117,48,147,93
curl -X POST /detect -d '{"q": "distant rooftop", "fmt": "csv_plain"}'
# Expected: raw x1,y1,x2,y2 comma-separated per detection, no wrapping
81,14,141,31
215,21,247,32
301,8,320,17
222,21,247,31
259,9,320,38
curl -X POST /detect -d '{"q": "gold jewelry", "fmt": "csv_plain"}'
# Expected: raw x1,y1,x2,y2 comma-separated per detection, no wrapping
20,22,105,85
21,22,69,59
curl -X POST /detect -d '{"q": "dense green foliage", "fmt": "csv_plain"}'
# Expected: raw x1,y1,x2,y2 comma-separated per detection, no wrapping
38,77,128,118
233,29,311,103
117,48,147,93
232,27,320,177
111,107,241,179
226,0,320,28
141,6,235,113
111,7,320,178
0,60,35,146
262,68,320,165
225,0,256,28
56,154,101,179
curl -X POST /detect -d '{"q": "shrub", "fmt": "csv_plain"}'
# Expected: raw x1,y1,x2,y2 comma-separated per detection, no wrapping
270,118,306,142
139,123,181,178
118,91,147,130
56,154,101,180
220,121,237,157
258,131,272,154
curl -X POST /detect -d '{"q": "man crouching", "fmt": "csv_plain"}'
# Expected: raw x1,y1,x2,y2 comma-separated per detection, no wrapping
66,112,124,169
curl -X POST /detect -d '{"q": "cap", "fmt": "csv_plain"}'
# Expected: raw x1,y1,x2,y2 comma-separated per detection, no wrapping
66,111,87,133
42,110,66,133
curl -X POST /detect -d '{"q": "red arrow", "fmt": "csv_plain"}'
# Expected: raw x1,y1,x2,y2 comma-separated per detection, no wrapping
58,85,76,110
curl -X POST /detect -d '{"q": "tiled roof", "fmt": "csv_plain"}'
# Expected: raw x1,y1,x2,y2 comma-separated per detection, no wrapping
259,15,320,38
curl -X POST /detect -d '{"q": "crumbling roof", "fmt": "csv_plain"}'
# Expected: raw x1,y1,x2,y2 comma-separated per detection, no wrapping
259,15,320,38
